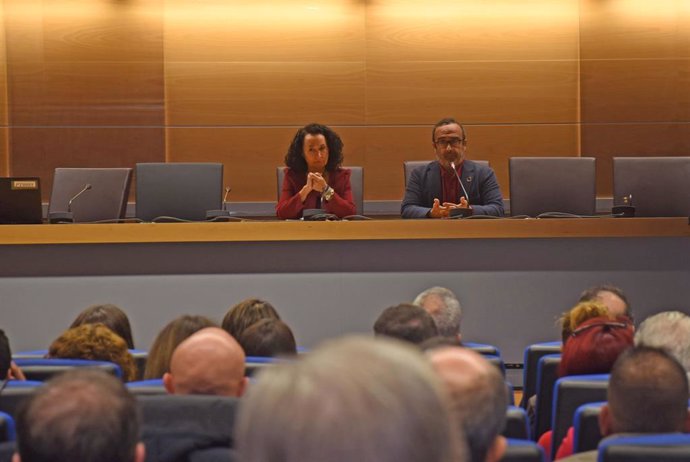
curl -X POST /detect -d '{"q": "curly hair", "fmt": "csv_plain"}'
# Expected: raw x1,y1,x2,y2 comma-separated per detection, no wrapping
48,323,138,382
284,123,344,173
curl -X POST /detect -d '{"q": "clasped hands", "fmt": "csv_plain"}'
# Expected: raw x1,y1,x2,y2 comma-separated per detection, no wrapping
428,197,470,218
299,172,328,202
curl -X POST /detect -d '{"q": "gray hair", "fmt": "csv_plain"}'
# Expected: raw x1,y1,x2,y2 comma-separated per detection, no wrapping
635,311,690,372
235,335,467,462
414,287,462,338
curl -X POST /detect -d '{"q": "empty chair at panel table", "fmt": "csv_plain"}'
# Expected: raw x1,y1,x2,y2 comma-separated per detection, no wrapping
0,412,14,443
48,168,132,222
402,160,490,188
0,381,43,419
521,341,562,409
504,406,531,440
276,166,364,216
598,433,690,462
534,354,562,441
502,439,545,462
613,157,690,217
12,358,122,381
509,157,596,217
550,374,609,460
136,163,224,221
573,401,606,454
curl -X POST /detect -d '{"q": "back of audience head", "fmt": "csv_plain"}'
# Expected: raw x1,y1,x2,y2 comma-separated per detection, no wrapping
559,315,633,377
374,303,439,345
48,323,137,382
635,311,690,373
414,287,462,342
235,335,467,462
238,319,297,357
143,314,217,379
560,300,610,344
69,303,135,349
222,298,280,339
578,284,631,320
429,347,508,462
602,346,690,436
14,369,144,462
163,327,247,397
0,329,12,381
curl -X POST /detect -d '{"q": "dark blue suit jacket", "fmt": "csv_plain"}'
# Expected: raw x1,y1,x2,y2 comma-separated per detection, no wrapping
401,160,505,218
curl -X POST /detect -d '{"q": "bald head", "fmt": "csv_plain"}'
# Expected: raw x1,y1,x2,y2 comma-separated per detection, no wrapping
163,327,247,397
429,347,507,462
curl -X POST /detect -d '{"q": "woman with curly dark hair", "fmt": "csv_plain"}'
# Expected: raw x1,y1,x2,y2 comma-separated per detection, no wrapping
276,123,356,219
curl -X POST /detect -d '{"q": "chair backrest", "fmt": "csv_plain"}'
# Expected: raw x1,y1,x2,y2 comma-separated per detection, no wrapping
13,358,122,381
48,168,132,222
0,442,15,462
598,433,690,462
137,394,238,461
463,341,501,357
503,439,545,462
551,374,610,460
0,382,43,419
509,157,596,217
613,157,690,217
521,341,562,409
484,354,506,377
276,166,364,215
402,160,490,187
534,354,562,440
136,163,223,221
126,378,166,396
504,406,530,440
573,401,605,453
0,412,14,443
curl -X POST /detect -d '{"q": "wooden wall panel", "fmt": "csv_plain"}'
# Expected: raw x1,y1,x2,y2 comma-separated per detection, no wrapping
3,0,165,197
165,63,366,126
164,0,365,62
366,61,579,124
582,123,690,197
367,0,580,62
10,128,165,200
168,124,579,201
0,1,7,176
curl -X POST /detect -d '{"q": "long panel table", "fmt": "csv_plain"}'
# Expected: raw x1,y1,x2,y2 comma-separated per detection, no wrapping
1,218,689,378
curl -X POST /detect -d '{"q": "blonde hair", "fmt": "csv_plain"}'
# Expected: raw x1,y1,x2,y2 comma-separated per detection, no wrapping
560,301,610,344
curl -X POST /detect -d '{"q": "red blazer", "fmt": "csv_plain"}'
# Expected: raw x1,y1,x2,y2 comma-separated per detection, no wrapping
276,168,356,219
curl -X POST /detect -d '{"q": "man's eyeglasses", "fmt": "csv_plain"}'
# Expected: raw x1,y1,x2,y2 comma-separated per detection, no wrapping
434,138,465,148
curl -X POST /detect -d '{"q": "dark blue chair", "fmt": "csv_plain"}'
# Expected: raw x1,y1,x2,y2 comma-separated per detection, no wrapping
598,433,690,462
503,439,545,462
551,374,609,460
0,441,14,462
13,358,123,381
0,412,15,442
464,341,502,357
0,381,43,419
521,341,561,409
126,378,165,395
573,401,606,454
505,406,531,440
534,353,562,440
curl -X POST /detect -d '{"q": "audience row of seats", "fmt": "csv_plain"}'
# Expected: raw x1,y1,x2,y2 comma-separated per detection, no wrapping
45,156,690,222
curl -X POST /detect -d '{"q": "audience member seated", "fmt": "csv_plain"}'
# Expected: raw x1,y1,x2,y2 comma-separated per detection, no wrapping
578,285,632,320
238,319,297,357
48,323,138,382
429,347,508,462
69,303,135,349
276,123,356,220
0,329,25,381
540,316,634,460
634,311,690,378
221,298,280,340
163,327,247,397
414,286,463,343
373,303,439,345
14,369,145,462
234,336,467,462
559,346,690,461
143,314,216,380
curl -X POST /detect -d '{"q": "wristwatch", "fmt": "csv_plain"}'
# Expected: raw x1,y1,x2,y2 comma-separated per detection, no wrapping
321,186,335,201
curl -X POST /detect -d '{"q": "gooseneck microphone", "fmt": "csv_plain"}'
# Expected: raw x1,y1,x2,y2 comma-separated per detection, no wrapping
449,162,470,204
67,184,92,213
222,186,231,211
